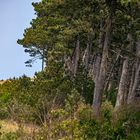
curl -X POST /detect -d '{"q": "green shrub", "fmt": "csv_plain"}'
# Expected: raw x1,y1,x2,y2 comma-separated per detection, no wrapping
1,132,18,140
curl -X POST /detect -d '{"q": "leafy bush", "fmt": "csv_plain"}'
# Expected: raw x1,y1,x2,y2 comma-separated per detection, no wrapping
0,132,18,140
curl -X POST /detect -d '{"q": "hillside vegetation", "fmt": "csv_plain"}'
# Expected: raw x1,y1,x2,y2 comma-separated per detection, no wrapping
0,0,140,139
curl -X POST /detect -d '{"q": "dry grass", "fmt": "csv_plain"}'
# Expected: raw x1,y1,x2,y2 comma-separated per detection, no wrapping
0,120,18,133
0,120,39,134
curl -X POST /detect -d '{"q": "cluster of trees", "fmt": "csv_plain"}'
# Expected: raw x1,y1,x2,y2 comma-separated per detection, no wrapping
0,0,140,139
17,0,140,115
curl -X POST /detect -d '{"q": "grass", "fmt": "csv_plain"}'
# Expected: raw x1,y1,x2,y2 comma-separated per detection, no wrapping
0,119,39,134
0,120,18,134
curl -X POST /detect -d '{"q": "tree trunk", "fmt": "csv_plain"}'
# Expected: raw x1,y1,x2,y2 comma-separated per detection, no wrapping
82,36,92,71
42,49,45,71
115,57,129,109
69,39,80,77
73,39,80,76
93,13,112,117
92,20,104,82
127,62,140,104
127,40,140,104
104,51,121,91
128,62,136,100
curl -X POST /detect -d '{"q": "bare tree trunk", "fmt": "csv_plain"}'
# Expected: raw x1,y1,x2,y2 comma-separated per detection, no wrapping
42,49,45,71
82,37,92,71
93,55,101,83
104,51,121,91
92,20,104,82
115,57,129,109
93,13,112,117
72,39,80,76
128,62,136,100
127,40,140,104
127,63,140,104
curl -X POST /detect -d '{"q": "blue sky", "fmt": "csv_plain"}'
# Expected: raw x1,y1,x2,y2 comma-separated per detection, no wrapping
0,0,41,80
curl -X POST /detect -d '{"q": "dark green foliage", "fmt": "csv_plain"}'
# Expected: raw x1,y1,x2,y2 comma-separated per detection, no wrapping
113,106,140,139
1,132,18,140
1,0,140,139
105,87,117,106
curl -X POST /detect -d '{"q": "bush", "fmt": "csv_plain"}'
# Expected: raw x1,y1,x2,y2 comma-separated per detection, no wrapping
0,132,18,140
113,105,140,139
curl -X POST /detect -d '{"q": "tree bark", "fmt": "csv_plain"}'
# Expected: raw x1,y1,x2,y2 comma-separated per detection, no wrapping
68,39,80,77
82,36,92,71
127,40,140,104
115,57,129,109
93,13,112,117
73,39,80,76
128,62,135,100
127,62,140,104
104,51,121,91
92,20,104,83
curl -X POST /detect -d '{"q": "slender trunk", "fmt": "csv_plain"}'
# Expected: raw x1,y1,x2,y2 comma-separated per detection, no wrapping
72,39,80,76
128,62,136,99
104,51,120,91
127,60,140,104
42,50,44,71
48,114,52,140
94,54,101,83
42,46,47,70
92,20,104,82
83,38,91,71
127,40,140,104
115,57,129,109
93,13,112,116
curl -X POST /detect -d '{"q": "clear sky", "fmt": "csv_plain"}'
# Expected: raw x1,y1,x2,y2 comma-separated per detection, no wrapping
0,0,41,80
